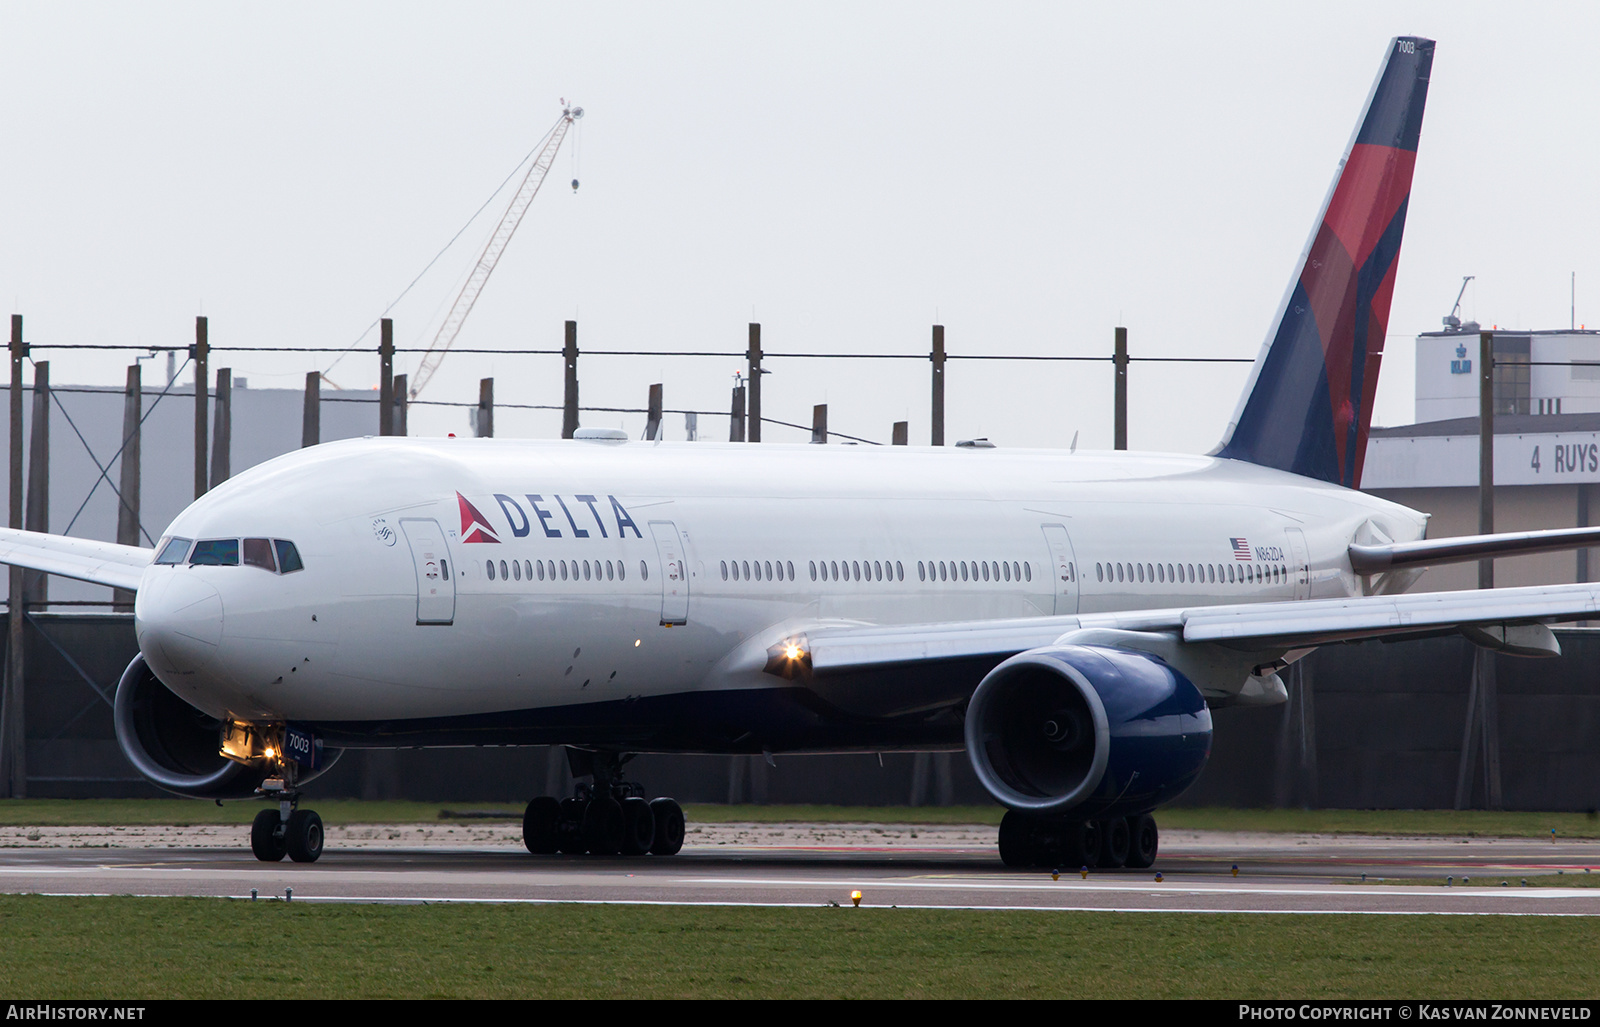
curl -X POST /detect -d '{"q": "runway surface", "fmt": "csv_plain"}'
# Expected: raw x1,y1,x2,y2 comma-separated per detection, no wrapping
4,821,1600,915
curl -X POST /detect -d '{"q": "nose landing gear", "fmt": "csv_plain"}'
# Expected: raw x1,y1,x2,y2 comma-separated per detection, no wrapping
249,793,324,863
522,749,686,857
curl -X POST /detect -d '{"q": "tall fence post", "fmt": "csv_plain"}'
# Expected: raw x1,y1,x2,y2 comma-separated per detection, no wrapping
1114,326,1128,451
301,372,320,448
892,421,908,446
114,364,142,608
477,378,494,438
747,324,762,442
1478,329,1495,588
209,368,231,488
645,384,663,441
378,318,394,437
392,374,408,436
192,316,208,499
2,314,25,797
22,361,48,606
811,404,827,444
562,320,579,439
931,325,945,447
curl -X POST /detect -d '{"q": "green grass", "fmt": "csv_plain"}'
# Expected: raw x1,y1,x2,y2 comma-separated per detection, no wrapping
0,896,1595,998
3,800,1599,839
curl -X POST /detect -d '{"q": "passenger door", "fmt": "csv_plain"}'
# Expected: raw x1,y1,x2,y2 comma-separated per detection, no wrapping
649,520,689,625
1285,527,1311,601
401,518,455,625
1040,523,1080,615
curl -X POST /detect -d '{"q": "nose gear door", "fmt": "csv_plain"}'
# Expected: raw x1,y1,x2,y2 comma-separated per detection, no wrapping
401,518,455,625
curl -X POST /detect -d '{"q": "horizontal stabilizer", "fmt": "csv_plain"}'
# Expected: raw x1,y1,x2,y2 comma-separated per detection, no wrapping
0,528,150,593
1349,525,1600,574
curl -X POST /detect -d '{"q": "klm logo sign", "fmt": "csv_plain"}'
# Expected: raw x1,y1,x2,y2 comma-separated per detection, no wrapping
1450,343,1473,375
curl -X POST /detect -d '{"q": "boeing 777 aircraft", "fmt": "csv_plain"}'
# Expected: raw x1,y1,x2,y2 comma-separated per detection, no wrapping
5,36,1599,868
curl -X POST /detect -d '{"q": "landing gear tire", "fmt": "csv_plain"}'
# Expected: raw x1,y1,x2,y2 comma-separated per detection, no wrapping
285,809,324,863
648,797,685,856
998,810,1039,868
1070,819,1103,869
250,808,286,862
556,798,587,854
523,796,561,855
583,797,625,855
1126,814,1158,869
1098,817,1130,868
620,797,655,856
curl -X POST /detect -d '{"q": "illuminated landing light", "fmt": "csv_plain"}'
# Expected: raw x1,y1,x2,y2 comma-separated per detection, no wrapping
263,747,276,760
634,640,641,647
763,636,812,679
850,890,862,908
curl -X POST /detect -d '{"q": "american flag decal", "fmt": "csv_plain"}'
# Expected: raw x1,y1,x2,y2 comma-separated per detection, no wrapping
1230,538,1252,561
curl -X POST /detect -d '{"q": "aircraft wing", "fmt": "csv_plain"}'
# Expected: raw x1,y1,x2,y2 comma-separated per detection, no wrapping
803,581,1600,679
0,528,151,593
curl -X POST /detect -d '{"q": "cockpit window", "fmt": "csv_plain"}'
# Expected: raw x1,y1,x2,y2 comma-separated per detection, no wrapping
242,538,276,572
189,539,240,566
274,540,304,574
154,537,192,565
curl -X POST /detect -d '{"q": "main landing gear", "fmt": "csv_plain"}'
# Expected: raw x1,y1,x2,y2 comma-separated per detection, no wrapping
521,750,686,857
250,793,325,863
998,810,1158,870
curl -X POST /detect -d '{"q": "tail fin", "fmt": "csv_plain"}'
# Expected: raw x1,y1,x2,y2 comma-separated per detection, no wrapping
1215,36,1434,488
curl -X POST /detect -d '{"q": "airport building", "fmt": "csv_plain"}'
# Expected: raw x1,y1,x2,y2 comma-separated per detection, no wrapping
1364,326,1600,592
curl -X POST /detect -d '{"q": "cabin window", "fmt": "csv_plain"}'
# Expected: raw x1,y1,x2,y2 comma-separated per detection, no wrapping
486,560,496,580
155,537,192,565
721,561,728,581
512,560,522,581
537,561,546,581
190,539,239,566
1024,563,1032,582
765,560,774,580
639,560,648,580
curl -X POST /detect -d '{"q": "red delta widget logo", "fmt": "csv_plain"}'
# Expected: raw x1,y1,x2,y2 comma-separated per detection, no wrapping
456,491,643,542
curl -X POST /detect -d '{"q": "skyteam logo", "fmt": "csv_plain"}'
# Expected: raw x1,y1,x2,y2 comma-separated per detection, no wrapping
457,492,502,544
1230,538,1252,561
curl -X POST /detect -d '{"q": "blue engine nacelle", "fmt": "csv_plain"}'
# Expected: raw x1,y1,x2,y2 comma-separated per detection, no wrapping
964,644,1212,818
114,654,340,799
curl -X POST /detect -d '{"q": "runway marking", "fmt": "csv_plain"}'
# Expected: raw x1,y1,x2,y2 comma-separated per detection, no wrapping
19,891,1600,916
672,875,1600,899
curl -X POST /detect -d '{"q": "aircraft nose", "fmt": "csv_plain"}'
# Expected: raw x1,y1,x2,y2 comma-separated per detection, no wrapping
135,573,224,677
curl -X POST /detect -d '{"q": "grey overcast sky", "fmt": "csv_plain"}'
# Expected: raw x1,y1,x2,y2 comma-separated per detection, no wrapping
3,2,1597,452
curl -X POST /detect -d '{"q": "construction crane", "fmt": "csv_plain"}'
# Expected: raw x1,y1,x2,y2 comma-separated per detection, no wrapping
1442,275,1476,332
408,102,583,400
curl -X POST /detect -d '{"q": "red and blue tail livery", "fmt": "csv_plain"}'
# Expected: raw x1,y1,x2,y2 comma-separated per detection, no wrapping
1217,36,1434,489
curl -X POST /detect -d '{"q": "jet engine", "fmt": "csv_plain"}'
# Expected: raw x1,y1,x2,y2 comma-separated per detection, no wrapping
963,644,1212,818
114,654,339,799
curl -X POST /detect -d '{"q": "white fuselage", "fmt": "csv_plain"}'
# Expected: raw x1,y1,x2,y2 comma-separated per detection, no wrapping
132,437,1428,749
